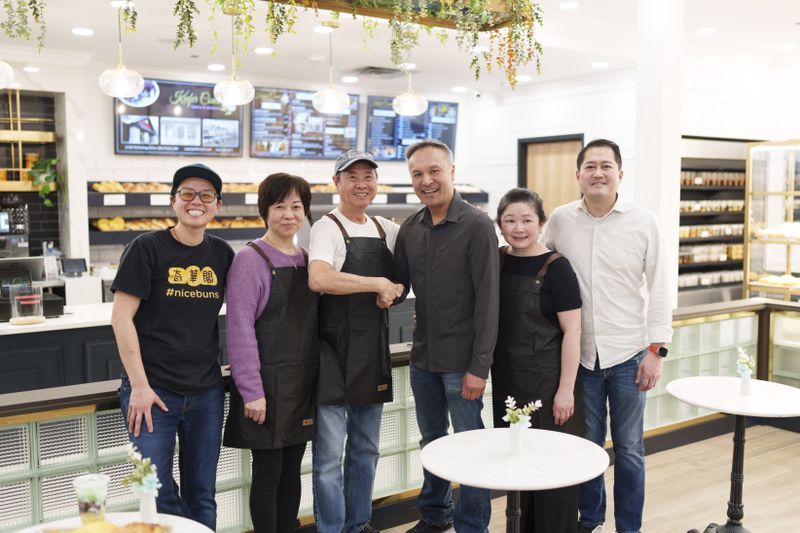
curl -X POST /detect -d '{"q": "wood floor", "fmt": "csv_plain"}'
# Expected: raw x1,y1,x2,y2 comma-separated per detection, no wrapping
383,425,800,533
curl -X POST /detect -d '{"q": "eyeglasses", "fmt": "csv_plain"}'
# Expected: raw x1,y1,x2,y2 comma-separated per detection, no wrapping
175,188,219,204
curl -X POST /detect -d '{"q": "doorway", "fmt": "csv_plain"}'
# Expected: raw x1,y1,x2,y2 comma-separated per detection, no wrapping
517,134,583,216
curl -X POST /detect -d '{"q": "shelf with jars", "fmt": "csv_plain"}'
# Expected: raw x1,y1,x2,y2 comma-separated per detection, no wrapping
742,140,800,301
0,89,58,189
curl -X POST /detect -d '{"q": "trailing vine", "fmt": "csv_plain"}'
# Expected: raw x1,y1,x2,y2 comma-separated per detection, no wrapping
1,0,46,50
173,0,200,48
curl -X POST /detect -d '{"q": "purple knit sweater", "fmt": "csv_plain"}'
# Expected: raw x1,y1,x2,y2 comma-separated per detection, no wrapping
225,239,308,403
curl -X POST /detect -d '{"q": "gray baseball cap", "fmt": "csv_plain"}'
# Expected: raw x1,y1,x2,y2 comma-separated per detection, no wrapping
334,150,378,174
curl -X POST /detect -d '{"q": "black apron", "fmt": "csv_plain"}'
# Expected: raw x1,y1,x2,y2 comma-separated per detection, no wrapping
224,242,319,450
317,213,394,405
491,246,583,533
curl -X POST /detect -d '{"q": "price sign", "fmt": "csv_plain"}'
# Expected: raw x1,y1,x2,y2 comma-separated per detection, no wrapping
150,194,170,206
245,193,258,205
103,194,126,206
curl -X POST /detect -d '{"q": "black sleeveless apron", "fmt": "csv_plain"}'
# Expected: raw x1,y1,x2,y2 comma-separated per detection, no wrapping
317,213,394,405
490,246,583,533
224,242,319,450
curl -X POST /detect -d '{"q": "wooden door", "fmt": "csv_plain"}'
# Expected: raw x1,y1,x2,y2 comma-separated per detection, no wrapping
522,138,583,217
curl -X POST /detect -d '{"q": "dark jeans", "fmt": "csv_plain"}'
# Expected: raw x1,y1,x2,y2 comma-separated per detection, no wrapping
118,379,224,531
578,350,647,533
251,443,307,533
409,364,491,533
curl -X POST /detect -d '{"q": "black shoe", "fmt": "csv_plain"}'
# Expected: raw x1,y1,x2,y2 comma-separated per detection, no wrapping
360,523,380,533
406,519,453,533
577,524,603,533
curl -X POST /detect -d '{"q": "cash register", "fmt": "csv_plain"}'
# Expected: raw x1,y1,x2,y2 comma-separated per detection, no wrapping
0,256,64,321
0,209,29,258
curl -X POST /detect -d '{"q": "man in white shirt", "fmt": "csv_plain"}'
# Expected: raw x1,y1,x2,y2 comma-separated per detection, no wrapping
308,150,403,533
543,139,672,533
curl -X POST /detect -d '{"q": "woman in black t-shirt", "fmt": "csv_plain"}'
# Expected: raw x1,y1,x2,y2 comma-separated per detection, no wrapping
491,188,583,533
111,164,234,530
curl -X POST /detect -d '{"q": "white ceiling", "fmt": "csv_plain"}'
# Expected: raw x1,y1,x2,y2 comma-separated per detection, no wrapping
1,0,799,96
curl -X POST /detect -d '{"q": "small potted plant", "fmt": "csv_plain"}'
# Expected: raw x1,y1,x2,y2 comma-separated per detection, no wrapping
28,157,62,208
736,347,755,395
503,395,542,454
121,444,162,523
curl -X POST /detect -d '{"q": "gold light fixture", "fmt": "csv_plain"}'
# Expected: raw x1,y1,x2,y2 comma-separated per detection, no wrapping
98,1,144,98
312,21,351,115
213,8,255,107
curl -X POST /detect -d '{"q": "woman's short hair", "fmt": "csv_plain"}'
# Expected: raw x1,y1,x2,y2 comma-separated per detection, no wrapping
257,173,313,225
496,188,547,226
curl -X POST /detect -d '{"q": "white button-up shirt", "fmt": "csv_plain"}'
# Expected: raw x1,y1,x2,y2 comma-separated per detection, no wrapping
543,198,673,370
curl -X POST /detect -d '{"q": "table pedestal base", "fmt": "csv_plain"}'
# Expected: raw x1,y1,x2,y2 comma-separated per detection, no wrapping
505,490,521,533
687,416,750,533
688,523,750,533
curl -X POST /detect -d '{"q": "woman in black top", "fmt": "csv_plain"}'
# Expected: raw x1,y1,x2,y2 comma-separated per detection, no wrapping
491,188,583,533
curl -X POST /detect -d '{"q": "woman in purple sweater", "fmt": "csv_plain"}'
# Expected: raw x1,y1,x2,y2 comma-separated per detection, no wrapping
223,173,318,533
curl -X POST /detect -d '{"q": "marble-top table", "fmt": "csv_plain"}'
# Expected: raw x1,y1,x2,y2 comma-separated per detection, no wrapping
15,511,213,532
420,428,608,533
667,376,800,533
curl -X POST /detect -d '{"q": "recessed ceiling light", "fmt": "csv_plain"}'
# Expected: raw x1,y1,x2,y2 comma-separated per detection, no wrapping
72,27,94,36
591,61,609,69
471,45,488,55
307,54,325,63
254,47,275,55
207,64,225,71
559,1,580,9
451,86,468,93
313,25,334,34
779,43,798,52
23,66,39,73
697,27,716,36
515,75,532,82
341,76,359,83
399,62,416,71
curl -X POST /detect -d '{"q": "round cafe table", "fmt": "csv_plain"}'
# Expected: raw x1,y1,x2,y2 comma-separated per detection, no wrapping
667,376,800,533
14,511,213,532
419,428,609,533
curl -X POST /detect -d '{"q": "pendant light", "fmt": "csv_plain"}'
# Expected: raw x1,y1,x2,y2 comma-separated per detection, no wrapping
312,21,350,115
392,68,428,117
98,1,144,98
213,9,255,107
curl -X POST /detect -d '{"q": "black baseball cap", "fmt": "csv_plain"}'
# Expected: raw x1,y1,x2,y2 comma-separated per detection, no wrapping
172,163,223,196
334,150,378,174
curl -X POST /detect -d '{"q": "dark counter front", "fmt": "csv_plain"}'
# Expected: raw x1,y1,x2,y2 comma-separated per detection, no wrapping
0,299,416,395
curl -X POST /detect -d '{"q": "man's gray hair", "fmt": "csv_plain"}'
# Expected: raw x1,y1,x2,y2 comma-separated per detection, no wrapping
405,139,454,164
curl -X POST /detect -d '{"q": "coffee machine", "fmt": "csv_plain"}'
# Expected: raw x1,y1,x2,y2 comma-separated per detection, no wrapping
0,206,30,258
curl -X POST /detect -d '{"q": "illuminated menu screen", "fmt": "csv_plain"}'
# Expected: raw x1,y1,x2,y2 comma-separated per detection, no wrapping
366,97,458,160
250,88,359,159
114,79,243,156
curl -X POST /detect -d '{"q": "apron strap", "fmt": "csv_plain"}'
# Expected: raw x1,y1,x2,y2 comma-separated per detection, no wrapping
325,213,350,240
499,245,509,270
369,216,387,240
246,241,276,272
536,252,562,281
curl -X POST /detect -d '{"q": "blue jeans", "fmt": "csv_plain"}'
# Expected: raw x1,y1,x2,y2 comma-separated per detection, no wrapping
410,364,491,533
578,350,647,533
312,403,383,533
118,379,224,531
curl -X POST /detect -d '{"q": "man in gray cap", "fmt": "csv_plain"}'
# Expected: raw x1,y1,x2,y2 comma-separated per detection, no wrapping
308,150,404,533
112,163,233,530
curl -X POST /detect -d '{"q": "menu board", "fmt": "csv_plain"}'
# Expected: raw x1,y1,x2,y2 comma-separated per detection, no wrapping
114,79,243,156
366,97,458,160
250,88,358,159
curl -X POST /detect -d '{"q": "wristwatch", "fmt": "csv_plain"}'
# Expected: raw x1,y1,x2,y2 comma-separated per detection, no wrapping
648,343,668,358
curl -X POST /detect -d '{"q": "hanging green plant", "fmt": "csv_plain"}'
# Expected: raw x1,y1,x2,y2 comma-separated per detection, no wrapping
1,0,47,50
28,157,61,208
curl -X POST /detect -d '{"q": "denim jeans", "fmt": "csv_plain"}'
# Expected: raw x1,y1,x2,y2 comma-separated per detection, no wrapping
312,403,383,533
118,379,224,531
577,350,647,533
410,364,491,533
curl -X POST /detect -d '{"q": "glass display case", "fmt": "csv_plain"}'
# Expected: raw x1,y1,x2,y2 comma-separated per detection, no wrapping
743,140,800,301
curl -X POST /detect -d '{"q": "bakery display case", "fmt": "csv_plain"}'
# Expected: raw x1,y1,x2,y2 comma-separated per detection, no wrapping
742,140,800,301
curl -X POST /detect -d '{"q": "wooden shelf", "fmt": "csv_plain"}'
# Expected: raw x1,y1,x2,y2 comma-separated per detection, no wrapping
680,236,743,245
748,282,800,295
678,281,742,292
679,260,743,272
0,181,56,192
680,211,744,218
0,130,56,143
750,236,800,245
681,186,744,192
